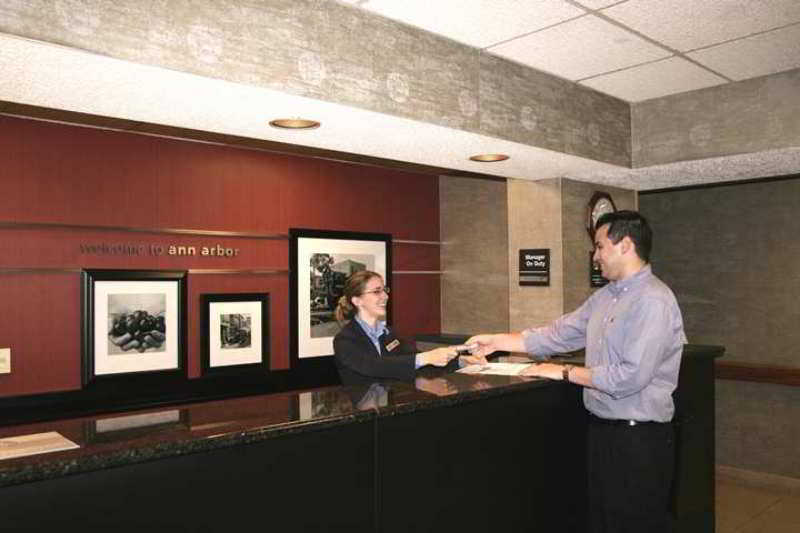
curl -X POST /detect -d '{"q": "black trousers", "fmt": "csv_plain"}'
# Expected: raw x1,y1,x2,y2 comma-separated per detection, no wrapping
587,418,675,533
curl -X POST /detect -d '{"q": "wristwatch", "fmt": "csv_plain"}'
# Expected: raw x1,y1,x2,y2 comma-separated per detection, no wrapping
562,365,573,382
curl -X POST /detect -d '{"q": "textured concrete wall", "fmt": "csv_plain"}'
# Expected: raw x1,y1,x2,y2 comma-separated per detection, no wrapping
640,178,800,478
716,381,800,478
478,54,630,166
560,179,637,313
442,177,640,336
632,68,800,168
506,179,637,332
440,176,509,335
507,178,563,331
0,0,630,166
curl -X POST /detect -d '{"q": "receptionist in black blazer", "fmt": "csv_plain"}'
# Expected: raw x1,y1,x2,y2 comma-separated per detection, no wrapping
333,270,460,386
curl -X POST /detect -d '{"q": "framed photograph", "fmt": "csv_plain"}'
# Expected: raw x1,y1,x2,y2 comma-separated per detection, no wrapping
289,228,391,362
81,269,187,386
201,293,269,375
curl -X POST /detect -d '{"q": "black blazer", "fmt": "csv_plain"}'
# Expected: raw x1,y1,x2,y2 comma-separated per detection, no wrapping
333,319,417,386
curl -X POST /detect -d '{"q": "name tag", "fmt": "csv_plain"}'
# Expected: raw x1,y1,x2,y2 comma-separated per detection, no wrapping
385,339,400,352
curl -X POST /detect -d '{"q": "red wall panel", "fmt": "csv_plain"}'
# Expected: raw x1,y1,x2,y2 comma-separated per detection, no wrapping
282,157,440,238
391,274,441,340
0,116,24,221
392,243,440,272
0,274,81,396
0,116,441,398
156,140,256,232
187,274,289,374
0,229,286,270
11,117,161,227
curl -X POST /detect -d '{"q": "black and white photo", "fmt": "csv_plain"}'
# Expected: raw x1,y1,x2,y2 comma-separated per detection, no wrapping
309,252,373,338
82,270,186,386
290,228,391,361
107,294,167,354
201,293,269,375
220,313,251,349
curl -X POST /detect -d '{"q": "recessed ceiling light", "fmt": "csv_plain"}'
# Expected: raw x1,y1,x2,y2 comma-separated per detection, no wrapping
469,153,509,162
269,118,321,130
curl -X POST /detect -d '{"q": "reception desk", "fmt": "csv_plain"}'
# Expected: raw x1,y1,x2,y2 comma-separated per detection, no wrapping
0,344,722,532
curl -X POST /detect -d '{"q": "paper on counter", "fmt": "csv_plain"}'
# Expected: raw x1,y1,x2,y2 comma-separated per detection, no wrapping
0,431,79,461
456,362,534,376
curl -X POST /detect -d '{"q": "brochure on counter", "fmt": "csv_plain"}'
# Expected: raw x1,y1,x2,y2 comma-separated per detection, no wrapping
0,432,80,461
456,362,534,376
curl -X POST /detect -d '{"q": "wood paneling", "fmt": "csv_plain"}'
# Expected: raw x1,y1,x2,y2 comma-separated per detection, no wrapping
13,117,161,226
392,243,440,272
0,116,441,398
0,274,81,397
715,361,800,387
156,140,254,231
188,274,289,373
391,274,441,340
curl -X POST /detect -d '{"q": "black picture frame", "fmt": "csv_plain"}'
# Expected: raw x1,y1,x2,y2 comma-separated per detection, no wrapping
201,293,270,376
289,228,392,366
81,269,187,388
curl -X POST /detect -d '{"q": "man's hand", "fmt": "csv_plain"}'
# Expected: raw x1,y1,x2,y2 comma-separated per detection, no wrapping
419,346,458,367
519,362,563,380
464,334,500,357
465,332,526,356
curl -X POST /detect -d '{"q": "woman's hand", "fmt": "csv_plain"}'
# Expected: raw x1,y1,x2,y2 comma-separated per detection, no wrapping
419,346,459,367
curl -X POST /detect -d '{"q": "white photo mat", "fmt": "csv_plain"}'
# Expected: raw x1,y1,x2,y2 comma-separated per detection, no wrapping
93,280,180,375
296,236,387,359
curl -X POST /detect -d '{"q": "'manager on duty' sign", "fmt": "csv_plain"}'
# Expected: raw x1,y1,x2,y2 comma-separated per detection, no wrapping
519,249,549,286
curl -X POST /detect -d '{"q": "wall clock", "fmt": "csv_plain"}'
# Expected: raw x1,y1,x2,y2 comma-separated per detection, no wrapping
586,191,617,239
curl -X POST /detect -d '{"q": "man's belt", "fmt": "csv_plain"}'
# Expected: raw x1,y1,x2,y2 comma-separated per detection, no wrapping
589,414,670,426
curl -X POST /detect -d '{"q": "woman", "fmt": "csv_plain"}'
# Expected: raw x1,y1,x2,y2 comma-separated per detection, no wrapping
332,270,459,385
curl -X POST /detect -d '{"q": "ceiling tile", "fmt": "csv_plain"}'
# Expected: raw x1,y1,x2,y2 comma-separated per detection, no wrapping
581,57,727,102
603,0,800,51
573,0,625,10
688,24,800,81
487,14,670,81
358,0,584,49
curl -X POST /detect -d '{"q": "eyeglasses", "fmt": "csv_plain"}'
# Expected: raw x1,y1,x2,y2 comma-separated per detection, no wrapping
361,287,390,296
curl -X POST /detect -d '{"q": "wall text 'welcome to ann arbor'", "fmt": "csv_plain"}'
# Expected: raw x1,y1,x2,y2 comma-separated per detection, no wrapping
79,243,240,257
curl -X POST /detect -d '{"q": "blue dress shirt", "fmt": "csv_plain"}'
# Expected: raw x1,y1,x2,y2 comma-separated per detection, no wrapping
522,265,687,422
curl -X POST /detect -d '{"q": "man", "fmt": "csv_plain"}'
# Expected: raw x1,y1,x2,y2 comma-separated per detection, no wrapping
467,210,686,533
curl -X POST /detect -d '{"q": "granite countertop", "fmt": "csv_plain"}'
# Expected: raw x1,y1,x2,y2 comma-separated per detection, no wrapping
0,343,724,489
0,360,555,489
